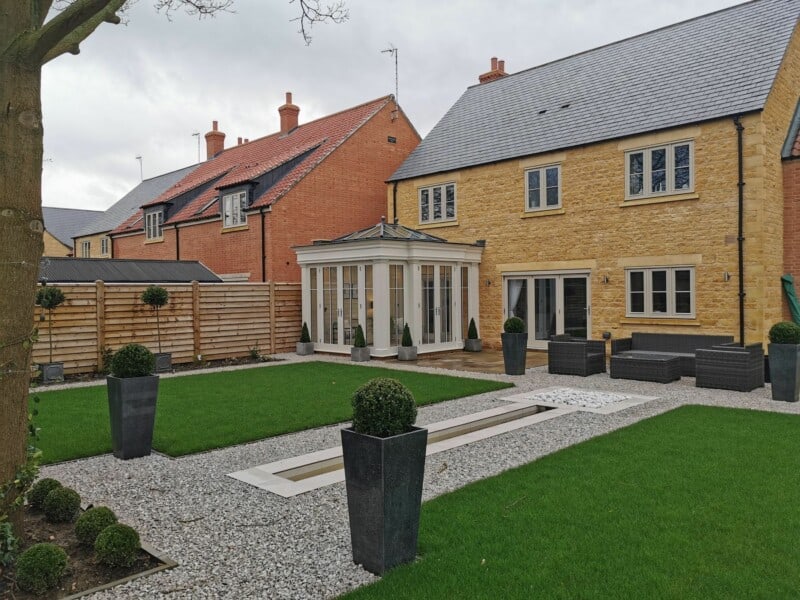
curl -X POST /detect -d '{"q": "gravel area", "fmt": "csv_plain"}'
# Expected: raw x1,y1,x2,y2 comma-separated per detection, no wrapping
40,355,800,599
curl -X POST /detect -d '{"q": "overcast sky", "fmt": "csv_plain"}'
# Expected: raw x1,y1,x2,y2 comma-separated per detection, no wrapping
41,0,744,210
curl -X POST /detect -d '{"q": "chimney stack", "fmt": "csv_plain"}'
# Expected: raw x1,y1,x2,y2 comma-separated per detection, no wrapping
478,57,508,84
278,92,300,134
204,120,225,159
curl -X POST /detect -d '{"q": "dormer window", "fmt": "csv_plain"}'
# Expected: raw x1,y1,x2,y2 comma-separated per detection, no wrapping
222,190,248,228
145,209,163,240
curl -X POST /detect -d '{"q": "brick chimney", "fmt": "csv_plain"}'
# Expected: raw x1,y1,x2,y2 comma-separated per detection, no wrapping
278,92,300,134
478,57,507,84
204,121,225,159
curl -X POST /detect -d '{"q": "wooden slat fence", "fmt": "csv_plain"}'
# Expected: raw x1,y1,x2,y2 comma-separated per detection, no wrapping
31,282,301,375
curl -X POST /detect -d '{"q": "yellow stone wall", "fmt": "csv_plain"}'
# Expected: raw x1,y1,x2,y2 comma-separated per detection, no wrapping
391,103,795,348
72,232,112,258
43,231,70,257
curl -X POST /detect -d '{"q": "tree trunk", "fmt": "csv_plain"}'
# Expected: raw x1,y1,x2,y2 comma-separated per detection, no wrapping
0,53,44,527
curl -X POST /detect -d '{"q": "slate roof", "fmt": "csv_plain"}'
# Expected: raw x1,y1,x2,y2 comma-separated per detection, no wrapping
390,0,799,181
112,96,394,235
75,164,199,238
328,221,448,243
38,257,222,283
42,207,103,247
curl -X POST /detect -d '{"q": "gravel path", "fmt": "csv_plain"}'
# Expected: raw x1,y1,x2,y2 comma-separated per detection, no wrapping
41,354,800,599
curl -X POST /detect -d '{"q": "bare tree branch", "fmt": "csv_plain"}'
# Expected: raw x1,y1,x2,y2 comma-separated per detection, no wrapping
153,0,234,19
289,0,348,45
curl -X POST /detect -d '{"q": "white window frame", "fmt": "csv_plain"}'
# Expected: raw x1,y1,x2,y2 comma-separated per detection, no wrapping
81,240,90,258
100,237,109,255
418,183,456,224
525,164,561,211
145,210,163,240
222,191,248,228
625,141,694,200
626,267,695,318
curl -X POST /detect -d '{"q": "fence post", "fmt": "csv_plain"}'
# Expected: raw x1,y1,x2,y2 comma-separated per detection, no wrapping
95,280,105,372
269,281,276,355
192,281,201,360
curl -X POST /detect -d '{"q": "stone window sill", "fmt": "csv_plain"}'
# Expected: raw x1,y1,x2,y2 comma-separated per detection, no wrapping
620,193,699,207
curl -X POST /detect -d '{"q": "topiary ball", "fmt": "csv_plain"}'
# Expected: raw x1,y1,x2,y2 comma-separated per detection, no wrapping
769,321,800,344
75,506,118,546
351,378,417,438
28,478,62,512
110,343,155,378
140,285,169,308
95,524,140,567
15,543,68,594
43,487,81,523
503,317,526,333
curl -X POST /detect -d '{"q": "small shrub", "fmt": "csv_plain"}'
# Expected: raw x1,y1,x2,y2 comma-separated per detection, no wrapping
467,318,479,340
353,324,366,348
110,343,155,378
0,522,18,568
14,543,67,594
503,317,525,333
768,321,800,344
95,523,140,567
75,506,118,546
249,345,261,360
401,323,413,347
352,378,417,438
43,487,81,523
300,322,311,343
28,478,62,512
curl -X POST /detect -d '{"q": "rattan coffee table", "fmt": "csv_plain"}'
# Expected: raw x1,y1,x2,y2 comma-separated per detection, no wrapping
610,353,681,383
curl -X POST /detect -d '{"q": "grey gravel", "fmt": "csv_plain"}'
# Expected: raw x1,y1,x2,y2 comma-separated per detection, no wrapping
41,355,800,599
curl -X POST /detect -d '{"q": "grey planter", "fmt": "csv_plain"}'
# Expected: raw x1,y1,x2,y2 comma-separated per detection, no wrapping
397,346,417,361
154,352,172,373
40,362,64,384
296,341,315,356
351,346,371,362
464,338,482,352
107,375,159,459
501,332,528,375
768,343,800,402
341,426,428,575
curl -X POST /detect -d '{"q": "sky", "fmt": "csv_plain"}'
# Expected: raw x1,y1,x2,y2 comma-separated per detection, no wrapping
41,0,745,210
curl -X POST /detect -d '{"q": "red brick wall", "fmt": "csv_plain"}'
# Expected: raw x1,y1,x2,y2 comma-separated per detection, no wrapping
267,101,421,282
783,158,800,319
115,101,420,283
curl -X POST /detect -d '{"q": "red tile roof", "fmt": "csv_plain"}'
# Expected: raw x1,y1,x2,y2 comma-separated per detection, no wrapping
113,95,392,233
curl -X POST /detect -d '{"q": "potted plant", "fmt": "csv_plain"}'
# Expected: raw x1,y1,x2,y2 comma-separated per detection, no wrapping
464,317,482,352
106,343,158,459
397,323,417,361
351,324,370,362
768,321,800,402
341,378,427,575
501,316,528,375
296,322,314,355
35,285,66,383
140,285,171,372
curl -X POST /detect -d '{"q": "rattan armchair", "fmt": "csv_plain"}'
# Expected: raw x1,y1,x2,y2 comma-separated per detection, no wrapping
548,337,607,376
695,343,764,392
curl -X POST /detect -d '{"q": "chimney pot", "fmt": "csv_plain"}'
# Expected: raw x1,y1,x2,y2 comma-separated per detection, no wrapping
498,60,505,72
478,57,508,84
491,57,498,70
286,92,292,104
237,137,243,145
212,120,218,131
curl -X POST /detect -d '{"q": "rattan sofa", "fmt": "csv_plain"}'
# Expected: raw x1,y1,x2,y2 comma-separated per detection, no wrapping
695,343,765,392
548,337,606,376
611,333,734,377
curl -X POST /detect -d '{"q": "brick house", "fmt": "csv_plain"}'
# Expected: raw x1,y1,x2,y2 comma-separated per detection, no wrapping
378,0,799,351
110,94,419,282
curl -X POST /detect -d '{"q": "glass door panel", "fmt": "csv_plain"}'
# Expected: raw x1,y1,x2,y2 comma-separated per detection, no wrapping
533,278,556,341
421,265,435,344
322,267,338,344
507,279,528,331
563,277,588,338
342,266,359,345
440,266,453,343
365,265,374,346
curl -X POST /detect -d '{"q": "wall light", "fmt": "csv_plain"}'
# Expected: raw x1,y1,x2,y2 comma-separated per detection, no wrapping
723,271,731,282
486,279,492,287
602,275,609,284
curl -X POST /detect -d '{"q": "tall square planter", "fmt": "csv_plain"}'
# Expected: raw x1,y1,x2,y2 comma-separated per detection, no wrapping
154,352,172,373
341,426,428,575
296,342,315,356
768,343,800,402
501,332,528,375
107,375,159,459
40,361,64,384
351,347,371,362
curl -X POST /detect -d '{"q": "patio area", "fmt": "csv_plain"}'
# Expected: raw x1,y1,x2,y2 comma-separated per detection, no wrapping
38,353,800,599
388,348,549,374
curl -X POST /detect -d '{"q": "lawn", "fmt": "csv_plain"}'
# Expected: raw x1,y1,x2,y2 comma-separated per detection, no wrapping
32,362,511,463
345,405,800,599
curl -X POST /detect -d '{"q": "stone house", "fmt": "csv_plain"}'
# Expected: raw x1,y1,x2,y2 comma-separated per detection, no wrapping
42,207,102,257
110,94,420,283
379,0,799,351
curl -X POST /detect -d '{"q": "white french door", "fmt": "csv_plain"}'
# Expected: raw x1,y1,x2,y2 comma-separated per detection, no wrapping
420,264,456,347
316,265,367,350
505,273,590,349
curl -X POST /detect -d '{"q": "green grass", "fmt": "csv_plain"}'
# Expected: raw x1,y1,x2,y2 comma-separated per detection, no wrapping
345,405,800,599
32,362,511,463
